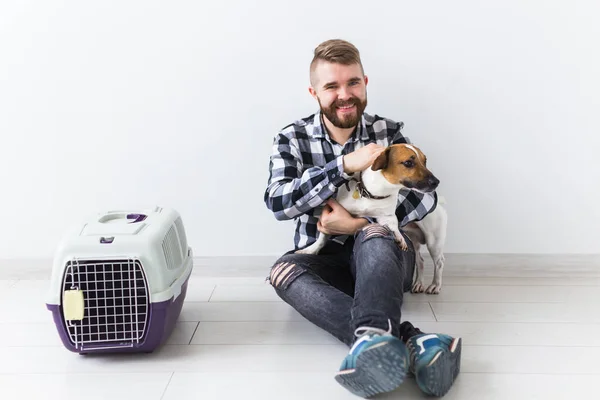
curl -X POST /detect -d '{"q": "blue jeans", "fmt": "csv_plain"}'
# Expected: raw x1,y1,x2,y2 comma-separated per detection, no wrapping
268,224,416,347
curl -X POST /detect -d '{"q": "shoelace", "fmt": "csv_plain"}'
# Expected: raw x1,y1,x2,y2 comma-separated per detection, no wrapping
349,319,394,354
353,319,393,338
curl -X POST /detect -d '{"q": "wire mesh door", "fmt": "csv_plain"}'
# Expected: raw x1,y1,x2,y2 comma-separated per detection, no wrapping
62,258,149,350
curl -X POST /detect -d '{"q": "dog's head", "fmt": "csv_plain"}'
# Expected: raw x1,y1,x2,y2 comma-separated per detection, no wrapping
371,143,440,193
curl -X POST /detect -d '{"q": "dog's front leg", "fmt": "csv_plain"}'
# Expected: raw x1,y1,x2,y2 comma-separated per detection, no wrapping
376,216,409,251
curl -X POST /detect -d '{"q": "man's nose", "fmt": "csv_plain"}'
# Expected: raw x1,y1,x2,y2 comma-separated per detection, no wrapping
337,87,351,100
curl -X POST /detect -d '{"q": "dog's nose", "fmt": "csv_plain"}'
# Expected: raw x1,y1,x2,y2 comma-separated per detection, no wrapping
428,175,440,188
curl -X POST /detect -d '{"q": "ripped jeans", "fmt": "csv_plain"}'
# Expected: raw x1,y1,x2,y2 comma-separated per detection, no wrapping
268,224,416,347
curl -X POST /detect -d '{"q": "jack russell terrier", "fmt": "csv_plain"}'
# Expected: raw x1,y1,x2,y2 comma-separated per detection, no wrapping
296,143,448,294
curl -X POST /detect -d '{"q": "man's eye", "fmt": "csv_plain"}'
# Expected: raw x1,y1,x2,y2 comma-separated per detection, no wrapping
403,160,414,168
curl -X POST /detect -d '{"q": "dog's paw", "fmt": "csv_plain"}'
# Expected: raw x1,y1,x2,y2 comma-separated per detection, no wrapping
295,247,318,255
394,233,409,251
295,249,311,255
399,240,408,251
425,283,442,294
411,281,425,293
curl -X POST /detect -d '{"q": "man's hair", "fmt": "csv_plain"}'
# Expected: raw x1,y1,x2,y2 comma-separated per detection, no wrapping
310,39,364,86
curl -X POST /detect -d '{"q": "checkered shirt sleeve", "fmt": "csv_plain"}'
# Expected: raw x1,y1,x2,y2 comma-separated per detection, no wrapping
263,131,351,221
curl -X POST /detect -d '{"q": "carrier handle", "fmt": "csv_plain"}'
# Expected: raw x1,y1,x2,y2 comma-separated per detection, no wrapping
126,213,147,223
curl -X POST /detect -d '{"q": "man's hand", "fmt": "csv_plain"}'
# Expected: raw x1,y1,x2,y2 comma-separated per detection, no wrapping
317,199,369,235
342,143,386,174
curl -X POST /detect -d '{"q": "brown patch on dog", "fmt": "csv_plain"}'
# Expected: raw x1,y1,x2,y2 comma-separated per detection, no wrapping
371,144,439,191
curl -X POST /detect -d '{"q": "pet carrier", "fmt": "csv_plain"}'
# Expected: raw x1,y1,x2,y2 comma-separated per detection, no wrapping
45,206,193,354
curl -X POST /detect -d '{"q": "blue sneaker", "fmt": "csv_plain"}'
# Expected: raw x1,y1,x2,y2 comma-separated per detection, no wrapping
406,333,462,397
335,322,409,398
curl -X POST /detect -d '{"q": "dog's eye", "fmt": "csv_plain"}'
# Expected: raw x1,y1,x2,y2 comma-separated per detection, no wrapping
403,160,414,168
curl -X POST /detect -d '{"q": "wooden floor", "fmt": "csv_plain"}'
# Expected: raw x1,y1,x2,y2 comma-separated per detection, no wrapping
0,255,598,399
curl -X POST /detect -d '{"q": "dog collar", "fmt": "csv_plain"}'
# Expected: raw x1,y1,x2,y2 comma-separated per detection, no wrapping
346,171,391,200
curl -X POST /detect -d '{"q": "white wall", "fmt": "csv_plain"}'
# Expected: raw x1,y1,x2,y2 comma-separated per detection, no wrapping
0,0,598,259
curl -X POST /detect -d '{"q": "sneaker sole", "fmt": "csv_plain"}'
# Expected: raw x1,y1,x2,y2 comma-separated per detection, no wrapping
334,340,409,398
416,337,462,397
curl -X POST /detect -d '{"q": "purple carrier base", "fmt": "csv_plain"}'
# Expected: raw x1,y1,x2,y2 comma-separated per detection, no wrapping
46,277,189,355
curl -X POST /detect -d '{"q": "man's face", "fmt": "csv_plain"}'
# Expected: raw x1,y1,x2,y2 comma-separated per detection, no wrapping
309,61,368,129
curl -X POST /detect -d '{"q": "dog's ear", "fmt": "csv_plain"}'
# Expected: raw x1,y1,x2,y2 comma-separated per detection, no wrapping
371,147,391,171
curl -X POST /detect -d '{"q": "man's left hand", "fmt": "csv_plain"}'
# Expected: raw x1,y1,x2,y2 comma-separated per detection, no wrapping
317,199,369,235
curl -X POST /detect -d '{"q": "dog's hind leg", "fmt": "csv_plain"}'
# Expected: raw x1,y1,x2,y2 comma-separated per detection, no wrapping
403,222,427,293
411,244,426,293
415,205,447,295
424,219,446,294
425,240,445,294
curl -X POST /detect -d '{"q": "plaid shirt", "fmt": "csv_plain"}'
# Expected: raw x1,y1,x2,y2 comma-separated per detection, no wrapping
264,109,438,250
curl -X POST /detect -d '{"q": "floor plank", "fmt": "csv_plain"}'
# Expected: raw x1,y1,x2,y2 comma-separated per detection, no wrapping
0,321,200,347
162,372,598,400
430,301,599,323
411,321,600,346
179,301,436,322
0,373,172,400
1,344,599,375
209,283,600,303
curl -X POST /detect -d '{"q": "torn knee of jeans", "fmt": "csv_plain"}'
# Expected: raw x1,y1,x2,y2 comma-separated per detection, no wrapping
359,223,394,241
269,261,305,290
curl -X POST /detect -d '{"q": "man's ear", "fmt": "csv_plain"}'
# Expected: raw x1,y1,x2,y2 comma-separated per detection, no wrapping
371,147,390,171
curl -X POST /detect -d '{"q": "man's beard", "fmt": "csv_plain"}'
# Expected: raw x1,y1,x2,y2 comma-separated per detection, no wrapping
319,96,367,129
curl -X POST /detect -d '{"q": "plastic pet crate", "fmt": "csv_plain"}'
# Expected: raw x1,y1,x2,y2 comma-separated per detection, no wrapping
45,206,193,354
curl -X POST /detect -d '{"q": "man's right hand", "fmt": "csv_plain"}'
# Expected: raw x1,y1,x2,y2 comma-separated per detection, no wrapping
342,143,386,174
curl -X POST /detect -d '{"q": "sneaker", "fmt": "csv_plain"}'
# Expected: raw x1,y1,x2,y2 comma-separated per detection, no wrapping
406,332,462,397
334,321,409,398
